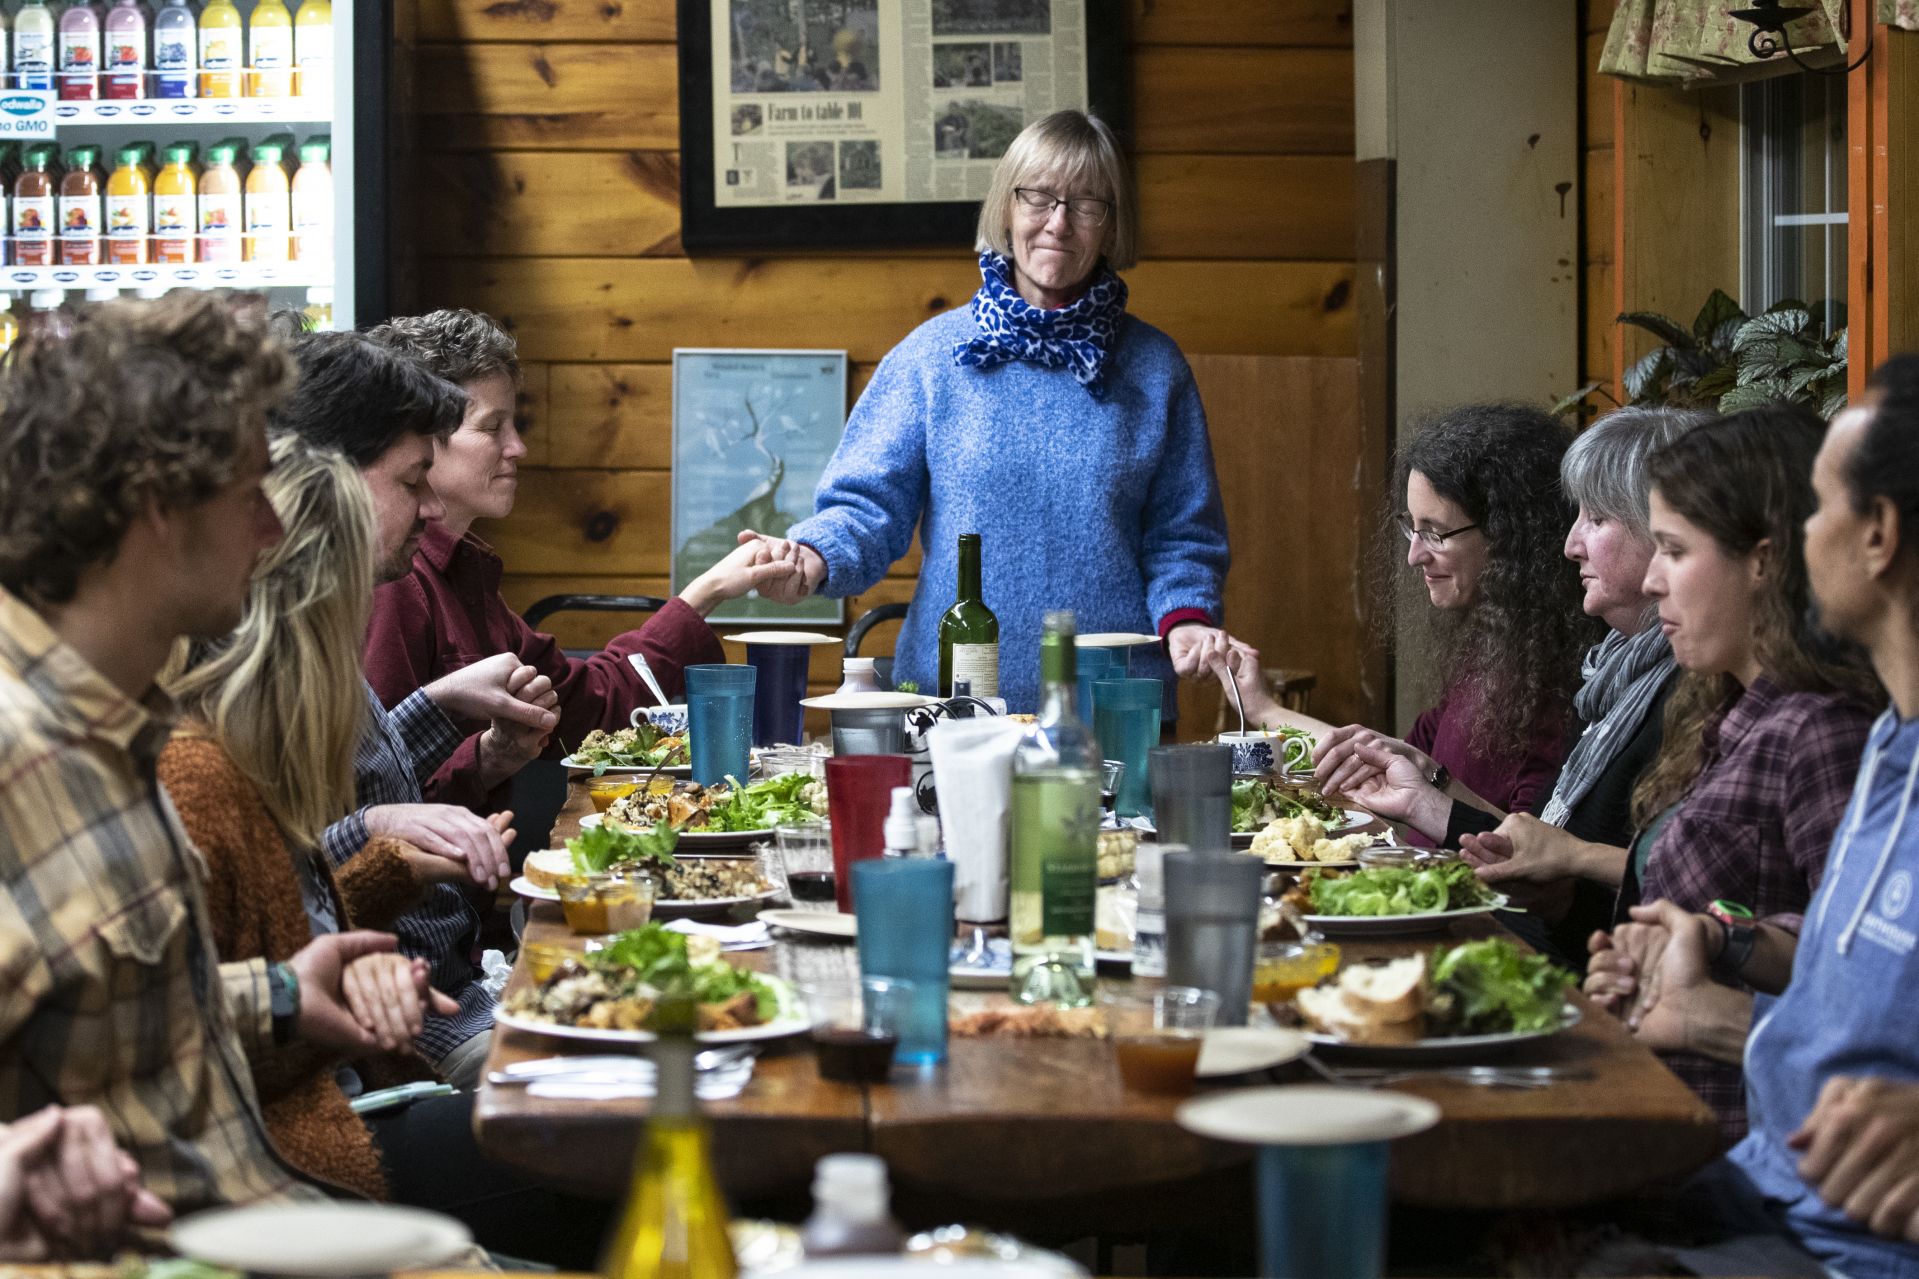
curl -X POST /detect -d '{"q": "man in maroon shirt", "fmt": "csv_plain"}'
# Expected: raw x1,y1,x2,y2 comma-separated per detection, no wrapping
363,310,799,810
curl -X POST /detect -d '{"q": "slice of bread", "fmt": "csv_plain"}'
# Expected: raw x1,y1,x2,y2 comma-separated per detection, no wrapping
1336,955,1426,1024
1296,984,1428,1045
523,847,578,890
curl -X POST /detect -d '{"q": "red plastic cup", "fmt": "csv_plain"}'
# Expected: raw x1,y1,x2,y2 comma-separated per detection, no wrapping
824,754,912,912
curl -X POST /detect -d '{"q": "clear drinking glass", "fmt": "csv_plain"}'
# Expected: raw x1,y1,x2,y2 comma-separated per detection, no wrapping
774,818,836,909
801,976,916,1083
1093,678,1162,818
1103,985,1221,1096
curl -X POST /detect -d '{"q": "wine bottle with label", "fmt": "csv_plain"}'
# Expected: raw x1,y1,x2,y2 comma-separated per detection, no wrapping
602,993,738,1279
1008,610,1101,1007
937,532,999,699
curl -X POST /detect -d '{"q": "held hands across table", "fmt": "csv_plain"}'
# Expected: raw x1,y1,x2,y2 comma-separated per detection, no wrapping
736,530,825,607
369,805,515,891
1790,1076,1919,1244
1584,901,1751,1062
680,535,810,616
341,952,459,1053
1168,624,1259,683
1312,726,1440,803
2,1105,171,1260
478,662,560,784
425,653,559,736
287,930,452,1057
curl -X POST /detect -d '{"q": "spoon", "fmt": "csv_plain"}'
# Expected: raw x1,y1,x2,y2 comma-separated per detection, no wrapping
1223,649,1248,737
627,652,671,708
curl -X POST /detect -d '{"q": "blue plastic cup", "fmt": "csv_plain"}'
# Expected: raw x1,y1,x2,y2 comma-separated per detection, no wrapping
1255,1142,1390,1279
745,643,810,747
685,664,755,785
853,856,954,1066
1075,644,1119,722
1094,678,1162,818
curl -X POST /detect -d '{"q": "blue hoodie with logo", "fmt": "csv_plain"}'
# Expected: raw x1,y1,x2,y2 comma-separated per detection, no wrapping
1731,710,1919,1279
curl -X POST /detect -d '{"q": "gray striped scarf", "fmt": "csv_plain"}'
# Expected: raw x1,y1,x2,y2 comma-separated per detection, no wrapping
1539,625,1676,827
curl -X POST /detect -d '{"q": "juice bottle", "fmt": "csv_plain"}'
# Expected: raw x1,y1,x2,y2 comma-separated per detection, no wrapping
242,140,287,260
197,0,239,97
151,141,194,261
289,136,328,262
11,148,54,266
23,288,70,344
57,145,102,265
102,0,144,97
0,296,19,357
246,0,291,96
197,141,239,262
151,0,192,97
292,0,327,97
104,146,147,264
57,0,100,100
13,0,54,90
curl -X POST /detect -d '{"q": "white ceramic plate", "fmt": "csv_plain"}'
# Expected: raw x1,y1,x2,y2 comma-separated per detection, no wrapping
798,691,935,711
1074,632,1161,648
723,630,841,645
496,974,809,1045
1298,898,1510,936
171,1203,473,1275
511,875,782,919
758,908,857,939
1260,857,1363,871
561,753,693,778
1134,809,1371,849
1195,1025,1310,1078
1177,1085,1441,1146
1303,1002,1582,1062
578,812,775,847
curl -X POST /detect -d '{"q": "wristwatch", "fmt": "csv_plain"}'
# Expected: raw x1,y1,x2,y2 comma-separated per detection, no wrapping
268,961,301,1046
1708,899,1757,979
1427,761,1451,790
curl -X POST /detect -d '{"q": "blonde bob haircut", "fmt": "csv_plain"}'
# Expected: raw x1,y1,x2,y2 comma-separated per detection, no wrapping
974,109,1137,272
167,433,375,853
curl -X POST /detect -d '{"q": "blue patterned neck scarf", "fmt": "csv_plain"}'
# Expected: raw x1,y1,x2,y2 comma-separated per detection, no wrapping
952,252,1128,398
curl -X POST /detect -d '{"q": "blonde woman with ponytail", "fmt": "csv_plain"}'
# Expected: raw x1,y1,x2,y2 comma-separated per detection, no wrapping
159,434,464,1200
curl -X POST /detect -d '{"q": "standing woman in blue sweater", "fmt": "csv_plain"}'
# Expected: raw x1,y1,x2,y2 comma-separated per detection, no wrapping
752,109,1251,712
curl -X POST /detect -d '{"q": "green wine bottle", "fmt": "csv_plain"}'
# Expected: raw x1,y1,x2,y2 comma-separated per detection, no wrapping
937,532,999,699
1008,610,1100,1007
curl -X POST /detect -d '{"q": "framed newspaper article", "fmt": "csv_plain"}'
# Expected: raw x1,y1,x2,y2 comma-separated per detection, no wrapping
669,348,848,626
676,0,1128,251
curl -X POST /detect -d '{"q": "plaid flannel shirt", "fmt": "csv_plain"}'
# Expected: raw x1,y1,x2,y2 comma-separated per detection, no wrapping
0,589,320,1221
1630,675,1876,1143
319,683,493,1063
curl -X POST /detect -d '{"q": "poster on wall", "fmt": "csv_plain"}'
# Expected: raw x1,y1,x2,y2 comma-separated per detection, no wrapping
676,0,1128,250
670,348,848,626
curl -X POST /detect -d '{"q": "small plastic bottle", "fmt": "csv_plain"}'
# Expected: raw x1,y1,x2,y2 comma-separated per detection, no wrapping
837,656,882,696
881,785,917,859
798,1154,907,1259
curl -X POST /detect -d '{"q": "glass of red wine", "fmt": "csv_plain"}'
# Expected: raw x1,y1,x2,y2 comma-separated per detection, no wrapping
800,976,915,1084
774,817,837,909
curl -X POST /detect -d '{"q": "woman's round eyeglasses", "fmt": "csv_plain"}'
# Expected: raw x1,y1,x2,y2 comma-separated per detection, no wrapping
1012,187,1113,227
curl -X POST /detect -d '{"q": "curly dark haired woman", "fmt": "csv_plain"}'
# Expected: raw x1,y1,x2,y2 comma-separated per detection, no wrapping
1238,403,1597,827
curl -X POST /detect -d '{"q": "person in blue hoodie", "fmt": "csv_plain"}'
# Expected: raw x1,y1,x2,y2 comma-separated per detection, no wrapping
1586,356,1919,1277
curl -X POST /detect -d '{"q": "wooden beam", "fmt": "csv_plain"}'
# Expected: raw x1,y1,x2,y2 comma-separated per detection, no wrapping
418,257,1357,363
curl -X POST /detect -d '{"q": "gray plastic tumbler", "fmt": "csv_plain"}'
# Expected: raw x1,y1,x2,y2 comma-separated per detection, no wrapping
1149,743,1233,853
1163,847,1262,1026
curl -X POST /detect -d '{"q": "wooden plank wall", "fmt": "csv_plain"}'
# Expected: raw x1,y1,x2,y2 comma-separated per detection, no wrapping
406,0,1360,718
1580,0,1615,401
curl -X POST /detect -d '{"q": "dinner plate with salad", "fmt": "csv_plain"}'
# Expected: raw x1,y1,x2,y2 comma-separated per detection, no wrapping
1283,862,1508,934
561,724,693,778
581,773,826,848
498,922,807,1044
519,823,783,917
1292,938,1579,1060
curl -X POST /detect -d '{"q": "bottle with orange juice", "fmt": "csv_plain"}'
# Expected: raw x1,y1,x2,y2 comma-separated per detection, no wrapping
293,0,329,97
289,136,329,263
247,0,292,97
242,140,287,261
197,141,240,262
104,146,148,264
197,0,240,96
151,143,195,262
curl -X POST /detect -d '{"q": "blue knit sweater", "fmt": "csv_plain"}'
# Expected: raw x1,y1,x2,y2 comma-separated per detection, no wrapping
788,304,1229,713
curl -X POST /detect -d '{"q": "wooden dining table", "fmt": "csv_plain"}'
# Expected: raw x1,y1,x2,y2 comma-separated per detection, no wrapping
475,784,1722,1237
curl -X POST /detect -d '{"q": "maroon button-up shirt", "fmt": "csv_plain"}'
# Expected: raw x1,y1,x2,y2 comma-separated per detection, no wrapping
363,521,726,810
1626,674,1876,1144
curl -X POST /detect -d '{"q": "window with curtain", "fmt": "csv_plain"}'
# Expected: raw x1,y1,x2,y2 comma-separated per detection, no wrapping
1740,74,1848,334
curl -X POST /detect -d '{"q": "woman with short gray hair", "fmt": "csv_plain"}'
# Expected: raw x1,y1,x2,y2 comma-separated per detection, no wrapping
1340,405,1707,954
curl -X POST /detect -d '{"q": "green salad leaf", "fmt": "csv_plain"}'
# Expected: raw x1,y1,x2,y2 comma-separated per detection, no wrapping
587,923,777,1020
1427,938,1575,1035
1231,780,1346,832
572,724,687,776
568,821,680,874
704,771,821,831
1303,862,1497,916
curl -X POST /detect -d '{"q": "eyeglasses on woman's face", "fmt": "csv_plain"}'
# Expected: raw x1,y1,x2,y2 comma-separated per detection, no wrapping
1012,186,1113,227
1395,512,1481,551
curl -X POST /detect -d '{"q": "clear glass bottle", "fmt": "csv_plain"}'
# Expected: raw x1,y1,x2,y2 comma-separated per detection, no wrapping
1008,609,1101,1006
937,531,999,698
601,994,738,1279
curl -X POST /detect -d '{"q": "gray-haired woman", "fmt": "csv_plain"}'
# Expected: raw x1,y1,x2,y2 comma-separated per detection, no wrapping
1335,405,1708,850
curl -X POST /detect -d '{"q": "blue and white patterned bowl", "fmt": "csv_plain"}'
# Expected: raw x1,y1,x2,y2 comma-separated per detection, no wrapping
629,703,689,735
1217,731,1274,775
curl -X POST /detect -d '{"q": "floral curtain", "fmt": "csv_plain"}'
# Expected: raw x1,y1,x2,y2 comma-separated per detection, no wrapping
1601,0,1919,87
